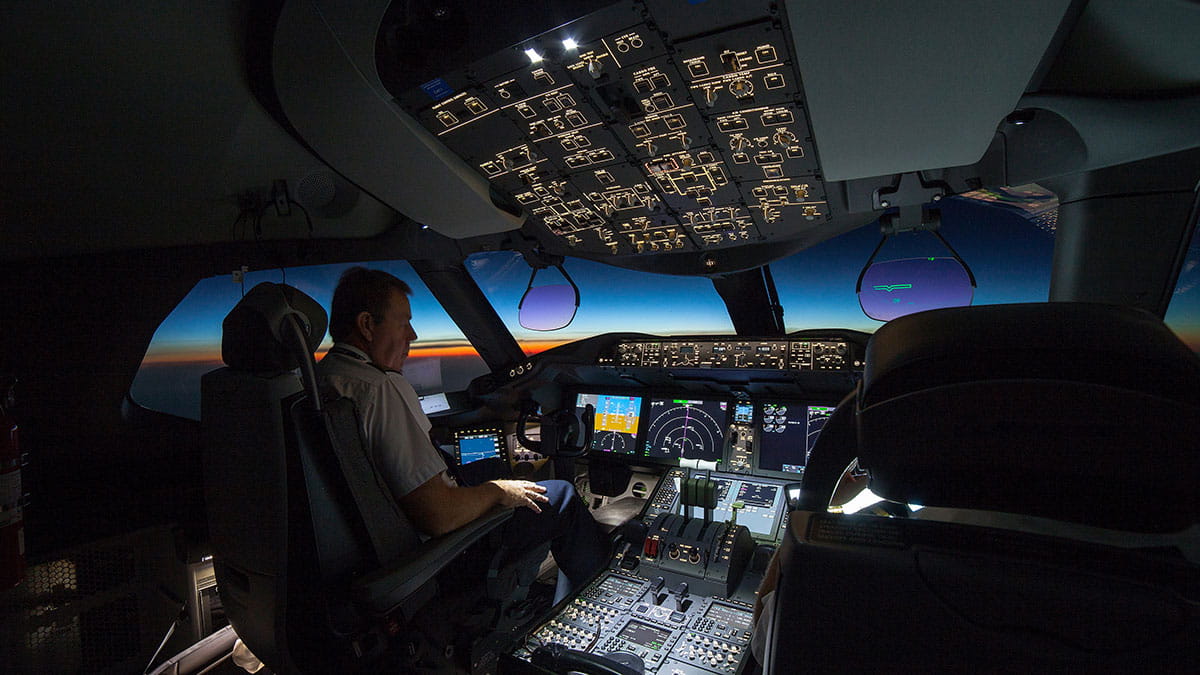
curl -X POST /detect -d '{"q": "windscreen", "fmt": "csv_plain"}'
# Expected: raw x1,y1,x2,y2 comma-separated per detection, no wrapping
132,261,488,419
467,251,734,350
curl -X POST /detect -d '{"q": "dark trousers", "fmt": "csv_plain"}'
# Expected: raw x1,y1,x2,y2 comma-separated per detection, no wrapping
503,479,609,587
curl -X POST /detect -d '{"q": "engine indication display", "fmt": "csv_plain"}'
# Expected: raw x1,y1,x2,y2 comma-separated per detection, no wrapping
757,401,808,474
644,398,728,464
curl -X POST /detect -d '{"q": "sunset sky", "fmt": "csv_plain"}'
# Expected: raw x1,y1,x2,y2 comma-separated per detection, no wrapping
135,191,1200,392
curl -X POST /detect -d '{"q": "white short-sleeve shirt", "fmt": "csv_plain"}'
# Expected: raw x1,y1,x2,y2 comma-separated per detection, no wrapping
316,343,452,500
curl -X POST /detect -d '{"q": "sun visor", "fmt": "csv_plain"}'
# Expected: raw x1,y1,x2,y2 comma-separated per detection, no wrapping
786,0,1074,181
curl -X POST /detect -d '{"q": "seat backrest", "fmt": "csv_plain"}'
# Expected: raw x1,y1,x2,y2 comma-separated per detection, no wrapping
201,282,420,671
767,302,1200,671
857,302,1200,532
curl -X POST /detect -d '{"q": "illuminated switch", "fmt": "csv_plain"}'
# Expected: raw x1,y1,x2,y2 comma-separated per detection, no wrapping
764,72,786,90
716,116,749,133
754,150,783,165
687,59,709,78
755,45,778,63
464,97,487,114
436,110,459,127
515,103,536,118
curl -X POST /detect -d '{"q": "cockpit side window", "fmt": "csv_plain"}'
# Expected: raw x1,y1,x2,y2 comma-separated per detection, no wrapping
1165,213,1200,352
130,261,487,419
466,251,734,350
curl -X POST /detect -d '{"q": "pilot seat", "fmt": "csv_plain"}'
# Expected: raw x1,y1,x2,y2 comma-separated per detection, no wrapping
201,282,546,672
766,302,1200,671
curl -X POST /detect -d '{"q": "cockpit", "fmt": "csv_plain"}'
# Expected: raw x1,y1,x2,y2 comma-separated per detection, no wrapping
2,0,1200,673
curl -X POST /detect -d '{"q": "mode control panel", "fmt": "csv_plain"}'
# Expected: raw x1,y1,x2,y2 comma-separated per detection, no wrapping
601,338,854,370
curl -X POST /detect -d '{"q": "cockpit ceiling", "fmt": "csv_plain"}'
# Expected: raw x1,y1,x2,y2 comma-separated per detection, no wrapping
274,0,1073,267
6,0,1200,264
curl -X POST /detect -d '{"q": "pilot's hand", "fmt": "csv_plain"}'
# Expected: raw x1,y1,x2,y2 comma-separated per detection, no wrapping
491,480,550,513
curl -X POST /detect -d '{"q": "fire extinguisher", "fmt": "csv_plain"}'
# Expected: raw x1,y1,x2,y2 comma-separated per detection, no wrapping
1,376,24,589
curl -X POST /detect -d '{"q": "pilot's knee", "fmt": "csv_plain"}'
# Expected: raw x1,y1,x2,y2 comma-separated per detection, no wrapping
538,479,577,506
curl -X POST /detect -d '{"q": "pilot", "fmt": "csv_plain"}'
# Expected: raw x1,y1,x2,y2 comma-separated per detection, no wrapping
316,266,609,593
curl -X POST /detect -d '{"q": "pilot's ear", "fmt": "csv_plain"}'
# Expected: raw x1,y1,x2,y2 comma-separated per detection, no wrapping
355,310,374,342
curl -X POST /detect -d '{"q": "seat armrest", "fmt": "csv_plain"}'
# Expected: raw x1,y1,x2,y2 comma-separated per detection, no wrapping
351,506,514,615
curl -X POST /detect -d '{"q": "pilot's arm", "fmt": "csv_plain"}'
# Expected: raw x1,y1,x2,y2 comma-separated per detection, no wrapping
398,473,550,537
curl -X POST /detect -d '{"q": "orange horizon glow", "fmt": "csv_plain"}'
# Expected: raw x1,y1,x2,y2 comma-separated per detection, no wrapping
140,339,570,365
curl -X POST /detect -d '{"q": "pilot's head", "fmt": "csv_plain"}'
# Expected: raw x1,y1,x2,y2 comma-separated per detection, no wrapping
329,266,418,371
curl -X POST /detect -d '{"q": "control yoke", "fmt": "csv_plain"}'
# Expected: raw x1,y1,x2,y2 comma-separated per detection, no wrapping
517,401,594,458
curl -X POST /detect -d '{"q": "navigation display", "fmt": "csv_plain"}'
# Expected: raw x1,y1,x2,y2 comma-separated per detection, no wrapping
576,393,642,454
455,429,503,466
643,398,728,464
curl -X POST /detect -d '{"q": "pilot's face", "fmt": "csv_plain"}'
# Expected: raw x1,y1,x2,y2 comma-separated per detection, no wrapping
364,288,419,372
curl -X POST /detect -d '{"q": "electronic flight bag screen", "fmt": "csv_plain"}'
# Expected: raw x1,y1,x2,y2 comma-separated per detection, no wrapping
576,393,643,455
757,403,836,474
454,429,504,466
643,398,728,464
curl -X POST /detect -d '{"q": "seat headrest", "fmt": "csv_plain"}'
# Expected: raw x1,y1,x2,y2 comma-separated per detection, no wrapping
857,302,1200,532
863,302,1200,408
222,282,328,372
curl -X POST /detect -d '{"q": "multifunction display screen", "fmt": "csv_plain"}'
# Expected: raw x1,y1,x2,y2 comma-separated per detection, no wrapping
617,621,672,650
455,430,503,465
704,603,754,634
643,398,728,464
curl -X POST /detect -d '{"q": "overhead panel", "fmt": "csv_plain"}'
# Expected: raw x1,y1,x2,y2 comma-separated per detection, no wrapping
394,0,832,258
